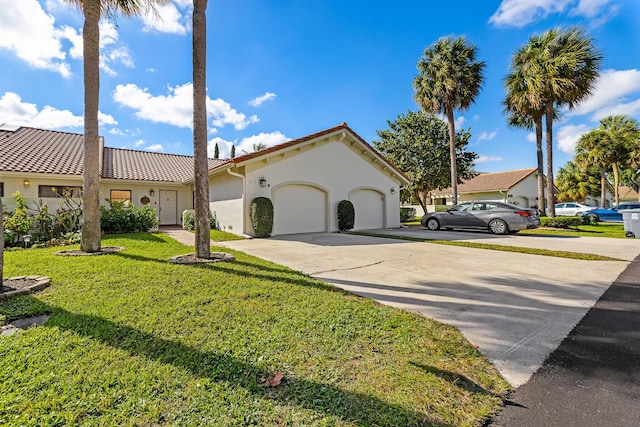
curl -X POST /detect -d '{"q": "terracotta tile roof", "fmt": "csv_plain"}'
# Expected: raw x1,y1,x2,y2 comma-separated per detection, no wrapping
103,147,226,182
0,126,226,182
619,186,640,201
0,126,85,175
214,122,410,184
431,168,537,195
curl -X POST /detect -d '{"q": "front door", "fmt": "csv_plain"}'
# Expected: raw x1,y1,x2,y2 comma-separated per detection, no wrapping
159,190,177,225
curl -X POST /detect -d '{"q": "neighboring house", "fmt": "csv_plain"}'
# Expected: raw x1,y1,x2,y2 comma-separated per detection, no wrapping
429,168,543,208
0,122,410,236
619,185,640,203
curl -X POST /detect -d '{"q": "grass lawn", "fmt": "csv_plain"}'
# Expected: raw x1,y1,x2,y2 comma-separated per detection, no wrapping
0,234,509,426
210,229,246,242
520,222,627,238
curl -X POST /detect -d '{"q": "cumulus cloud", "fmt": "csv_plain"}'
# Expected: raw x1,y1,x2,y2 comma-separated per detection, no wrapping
526,133,537,143
475,155,504,164
133,140,145,147
556,123,591,154
478,131,498,141
489,0,616,27
569,69,640,120
142,2,191,35
146,144,164,152
208,132,290,159
0,91,115,129
249,92,277,107
454,116,466,129
113,83,259,131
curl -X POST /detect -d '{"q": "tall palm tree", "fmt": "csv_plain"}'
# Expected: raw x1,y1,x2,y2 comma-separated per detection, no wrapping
193,0,210,258
555,161,600,203
531,27,602,216
575,131,610,207
414,36,485,205
66,0,168,253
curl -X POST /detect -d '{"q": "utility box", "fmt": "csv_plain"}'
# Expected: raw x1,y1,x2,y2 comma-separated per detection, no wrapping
622,209,640,238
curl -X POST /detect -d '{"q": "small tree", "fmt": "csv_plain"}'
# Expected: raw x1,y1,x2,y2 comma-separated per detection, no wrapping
337,200,355,231
214,143,219,159
250,197,273,238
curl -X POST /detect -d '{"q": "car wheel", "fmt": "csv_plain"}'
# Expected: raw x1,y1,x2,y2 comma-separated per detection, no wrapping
489,219,508,235
586,213,599,224
425,217,440,231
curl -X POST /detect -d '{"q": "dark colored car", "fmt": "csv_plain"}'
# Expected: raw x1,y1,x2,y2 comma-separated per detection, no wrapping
582,203,640,223
421,201,541,235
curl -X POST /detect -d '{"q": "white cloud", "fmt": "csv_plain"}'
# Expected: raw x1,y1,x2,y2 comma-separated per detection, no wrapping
249,92,277,107
207,132,290,159
142,2,191,35
146,144,164,152
526,132,537,143
556,123,591,154
113,82,259,131
134,140,145,147
0,0,72,77
475,155,504,163
489,0,616,27
454,116,466,129
478,131,498,141
569,69,640,121
0,91,115,129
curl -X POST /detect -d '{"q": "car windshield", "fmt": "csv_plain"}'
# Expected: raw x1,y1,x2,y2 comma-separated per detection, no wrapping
450,203,472,212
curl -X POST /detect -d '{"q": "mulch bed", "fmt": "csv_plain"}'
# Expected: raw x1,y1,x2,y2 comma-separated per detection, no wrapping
54,246,125,256
169,252,235,264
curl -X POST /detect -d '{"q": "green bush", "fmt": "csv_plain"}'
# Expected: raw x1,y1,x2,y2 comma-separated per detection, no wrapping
337,200,355,231
3,192,33,245
250,197,273,238
541,216,584,228
100,200,158,234
182,210,217,231
435,205,450,212
400,207,416,222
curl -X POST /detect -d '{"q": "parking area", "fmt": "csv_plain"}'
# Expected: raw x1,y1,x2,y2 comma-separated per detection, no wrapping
221,229,640,386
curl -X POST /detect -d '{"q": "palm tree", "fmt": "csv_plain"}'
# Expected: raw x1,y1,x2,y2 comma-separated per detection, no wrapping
414,36,485,205
529,27,602,216
66,0,168,252
192,0,210,258
576,131,611,207
555,161,600,203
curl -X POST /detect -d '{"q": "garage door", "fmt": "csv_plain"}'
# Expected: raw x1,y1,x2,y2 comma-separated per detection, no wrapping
350,189,384,230
273,184,327,235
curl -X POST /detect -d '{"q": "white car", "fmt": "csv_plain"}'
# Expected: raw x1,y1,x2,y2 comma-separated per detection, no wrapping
554,202,594,216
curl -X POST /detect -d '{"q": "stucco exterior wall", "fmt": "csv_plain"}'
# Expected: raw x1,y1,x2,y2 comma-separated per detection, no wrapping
209,172,244,234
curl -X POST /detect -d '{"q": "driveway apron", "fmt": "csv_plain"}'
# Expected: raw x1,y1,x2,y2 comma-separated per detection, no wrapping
220,231,639,387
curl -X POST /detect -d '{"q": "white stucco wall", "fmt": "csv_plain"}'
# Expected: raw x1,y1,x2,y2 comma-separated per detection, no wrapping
209,172,244,234
236,138,402,236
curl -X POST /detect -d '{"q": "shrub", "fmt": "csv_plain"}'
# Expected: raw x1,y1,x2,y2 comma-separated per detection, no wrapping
250,197,273,238
100,200,158,234
541,216,583,228
435,205,450,212
182,210,217,231
400,207,416,222
337,200,355,231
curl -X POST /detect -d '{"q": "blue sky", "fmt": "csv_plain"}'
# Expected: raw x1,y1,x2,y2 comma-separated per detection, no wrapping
1,0,639,173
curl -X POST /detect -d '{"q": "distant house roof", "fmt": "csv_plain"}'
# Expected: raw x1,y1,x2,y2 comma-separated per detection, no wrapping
431,168,538,196
0,126,225,183
207,122,411,185
619,185,640,201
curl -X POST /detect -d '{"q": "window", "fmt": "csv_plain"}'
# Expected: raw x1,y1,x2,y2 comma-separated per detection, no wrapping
0,182,3,197
451,203,472,212
110,190,132,205
38,185,82,198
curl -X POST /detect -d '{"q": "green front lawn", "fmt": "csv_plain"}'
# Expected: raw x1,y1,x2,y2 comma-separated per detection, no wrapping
520,222,627,238
0,234,509,426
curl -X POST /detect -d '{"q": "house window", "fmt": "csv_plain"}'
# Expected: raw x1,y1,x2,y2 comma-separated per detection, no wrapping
110,190,132,205
38,185,82,198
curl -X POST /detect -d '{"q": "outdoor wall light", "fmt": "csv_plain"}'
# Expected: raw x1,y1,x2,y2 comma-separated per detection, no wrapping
390,187,396,195
259,178,267,188
149,189,155,196
23,179,30,189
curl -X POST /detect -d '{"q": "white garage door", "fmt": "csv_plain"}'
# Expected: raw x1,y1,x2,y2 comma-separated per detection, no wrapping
351,189,384,230
273,184,327,235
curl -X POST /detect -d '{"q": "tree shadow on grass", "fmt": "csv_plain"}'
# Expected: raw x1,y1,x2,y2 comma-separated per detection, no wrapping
24,299,451,426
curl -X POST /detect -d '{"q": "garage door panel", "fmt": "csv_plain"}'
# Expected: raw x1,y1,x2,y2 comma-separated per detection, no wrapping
273,185,326,235
351,189,384,230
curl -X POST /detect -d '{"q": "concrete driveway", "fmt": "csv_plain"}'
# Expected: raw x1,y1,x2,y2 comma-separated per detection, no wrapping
221,229,640,387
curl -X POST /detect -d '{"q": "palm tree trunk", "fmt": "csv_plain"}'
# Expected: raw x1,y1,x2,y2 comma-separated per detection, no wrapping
80,0,101,253
534,115,545,215
612,162,620,206
446,107,458,205
600,166,606,207
193,0,210,258
545,104,556,217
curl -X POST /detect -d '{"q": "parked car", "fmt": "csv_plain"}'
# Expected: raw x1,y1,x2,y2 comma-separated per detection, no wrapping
582,203,640,223
553,202,595,216
421,201,541,234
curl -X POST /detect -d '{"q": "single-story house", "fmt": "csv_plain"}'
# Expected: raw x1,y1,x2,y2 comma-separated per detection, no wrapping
0,122,410,236
429,168,543,208
619,185,640,203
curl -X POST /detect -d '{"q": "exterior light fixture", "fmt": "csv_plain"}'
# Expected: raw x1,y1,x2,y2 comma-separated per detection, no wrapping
23,179,30,189
149,189,155,196
23,234,31,248
390,187,396,195
259,178,267,188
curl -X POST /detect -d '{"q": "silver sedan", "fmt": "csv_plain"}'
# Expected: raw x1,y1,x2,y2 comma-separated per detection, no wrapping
421,201,541,235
